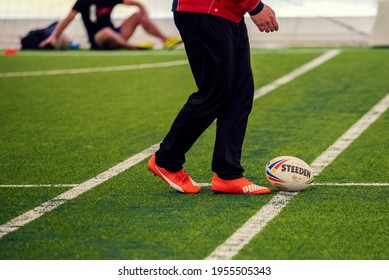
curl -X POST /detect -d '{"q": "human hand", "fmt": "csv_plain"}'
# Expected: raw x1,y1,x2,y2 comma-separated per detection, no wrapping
250,4,279,33
39,36,56,48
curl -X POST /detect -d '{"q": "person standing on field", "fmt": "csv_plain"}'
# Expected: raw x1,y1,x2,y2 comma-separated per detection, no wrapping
40,0,182,50
148,0,279,194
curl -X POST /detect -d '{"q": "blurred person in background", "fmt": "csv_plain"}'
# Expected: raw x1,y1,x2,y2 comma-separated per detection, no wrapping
40,0,182,50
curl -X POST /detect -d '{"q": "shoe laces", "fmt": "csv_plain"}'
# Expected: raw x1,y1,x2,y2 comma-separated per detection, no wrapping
175,170,189,183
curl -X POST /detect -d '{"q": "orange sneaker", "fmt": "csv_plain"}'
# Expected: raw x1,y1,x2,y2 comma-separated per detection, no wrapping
211,173,271,195
148,154,201,194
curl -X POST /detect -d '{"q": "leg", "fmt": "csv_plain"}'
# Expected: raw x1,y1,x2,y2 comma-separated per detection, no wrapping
155,13,238,172
120,12,167,42
149,13,267,194
94,12,148,49
209,20,271,193
212,19,254,180
94,27,137,49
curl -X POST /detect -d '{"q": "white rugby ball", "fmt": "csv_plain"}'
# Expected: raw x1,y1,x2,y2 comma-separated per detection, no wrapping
265,156,314,191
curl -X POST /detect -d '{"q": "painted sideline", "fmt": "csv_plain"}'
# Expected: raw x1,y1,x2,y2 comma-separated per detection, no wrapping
0,50,340,239
312,183,389,186
310,93,389,175
206,93,389,260
197,182,389,187
0,144,159,238
0,184,78,188
2,182,388,188
0,60,188,78
254,49,340,99
17,48,328,57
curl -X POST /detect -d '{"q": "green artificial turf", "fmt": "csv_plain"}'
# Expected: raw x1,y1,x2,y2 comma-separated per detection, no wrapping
0,48,388,260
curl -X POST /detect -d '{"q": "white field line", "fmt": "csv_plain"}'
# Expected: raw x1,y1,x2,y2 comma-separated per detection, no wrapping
206,191,299,260
0,60,188,78
17,51,188,57
0,184,78,188
0,48,332,78
311,93,389,176
0,144,160,238
17,48,328,57
0,50,339,239
206,92,389,260
254,49,341,99
250,48,336,55
313,183,389,186
2,182,388,188
198,182,389,187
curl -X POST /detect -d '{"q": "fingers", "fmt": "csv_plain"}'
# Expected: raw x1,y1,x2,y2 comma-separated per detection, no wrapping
260,15,279,32
258,21,278,33
39,40,48,49
39,37,56,48
272,18,279,31
251,5,279,33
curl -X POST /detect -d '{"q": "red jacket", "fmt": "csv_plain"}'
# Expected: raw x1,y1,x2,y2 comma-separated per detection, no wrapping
172,0,264,23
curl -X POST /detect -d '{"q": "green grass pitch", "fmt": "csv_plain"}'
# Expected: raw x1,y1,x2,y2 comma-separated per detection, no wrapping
0,47,388,260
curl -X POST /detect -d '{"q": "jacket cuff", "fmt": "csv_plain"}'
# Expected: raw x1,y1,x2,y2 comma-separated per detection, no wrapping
249,1,265,16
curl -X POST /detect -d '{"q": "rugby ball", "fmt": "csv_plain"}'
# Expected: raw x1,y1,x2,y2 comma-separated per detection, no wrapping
265,156,314,191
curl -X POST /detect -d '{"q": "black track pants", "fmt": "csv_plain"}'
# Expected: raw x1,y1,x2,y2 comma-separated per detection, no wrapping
156,12,254,180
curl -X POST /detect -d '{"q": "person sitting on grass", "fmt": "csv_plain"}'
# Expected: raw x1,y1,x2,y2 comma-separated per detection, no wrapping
40,0,182,50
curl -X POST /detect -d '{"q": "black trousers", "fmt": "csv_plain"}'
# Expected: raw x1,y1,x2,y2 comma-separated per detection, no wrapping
156,12,254,180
